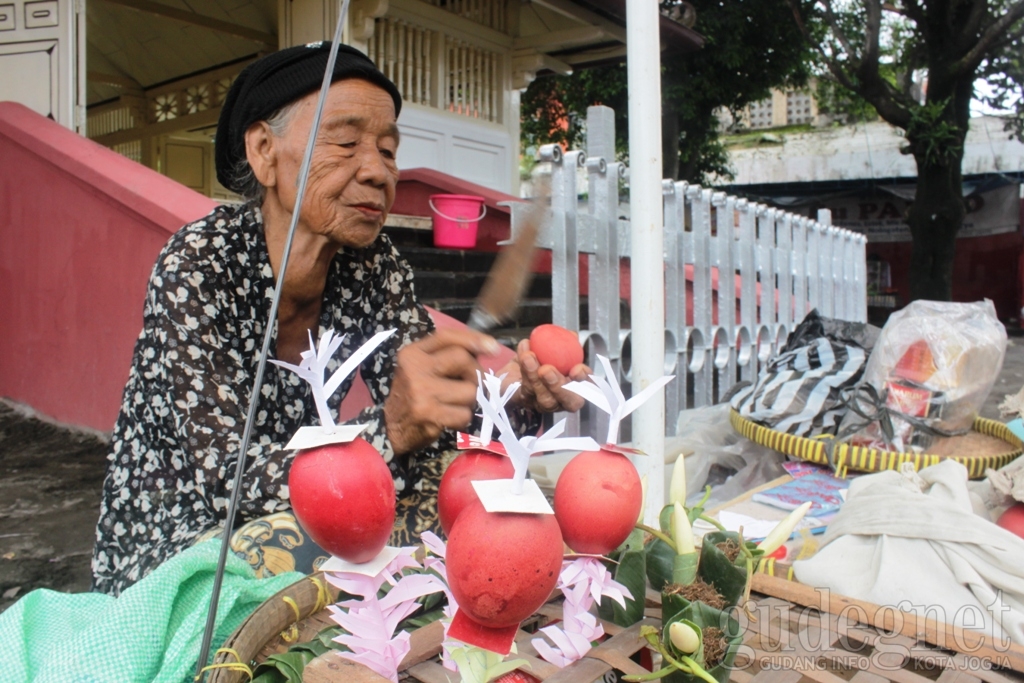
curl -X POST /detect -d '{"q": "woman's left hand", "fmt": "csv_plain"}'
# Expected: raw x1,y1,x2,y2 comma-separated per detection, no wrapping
500,338,590,414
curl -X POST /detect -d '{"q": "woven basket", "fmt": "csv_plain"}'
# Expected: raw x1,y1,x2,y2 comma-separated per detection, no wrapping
210,577,660,683
730,409,1023,478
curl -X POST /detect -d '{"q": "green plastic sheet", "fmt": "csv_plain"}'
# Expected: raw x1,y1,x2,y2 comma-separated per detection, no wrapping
0,540,302,683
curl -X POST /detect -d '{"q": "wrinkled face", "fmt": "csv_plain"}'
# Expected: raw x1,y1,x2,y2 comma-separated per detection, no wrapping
257,78,400,249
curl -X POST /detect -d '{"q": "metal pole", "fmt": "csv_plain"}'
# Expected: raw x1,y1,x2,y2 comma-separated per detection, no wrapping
626,0,665,523
193,2,351,678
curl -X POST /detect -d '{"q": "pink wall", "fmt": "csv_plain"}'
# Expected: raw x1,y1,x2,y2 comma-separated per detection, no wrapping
0,107,515,432
0,103,217,431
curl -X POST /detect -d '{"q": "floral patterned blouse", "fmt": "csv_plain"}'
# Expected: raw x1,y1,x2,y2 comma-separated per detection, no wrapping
91,203,535,596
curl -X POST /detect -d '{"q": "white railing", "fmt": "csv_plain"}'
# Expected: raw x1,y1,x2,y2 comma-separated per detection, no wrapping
369,18,433,107
443,35,501,122
368,18,502,123
508,105,868,437
421,0,508,32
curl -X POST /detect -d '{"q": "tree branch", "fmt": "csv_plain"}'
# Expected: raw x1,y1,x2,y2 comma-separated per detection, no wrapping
821,0,857,61
959,0,989,51
953,1,1024,76
987,22,1024,55
860,0,883,71
900,0,926,25
787,0,861,94
848,0,913,127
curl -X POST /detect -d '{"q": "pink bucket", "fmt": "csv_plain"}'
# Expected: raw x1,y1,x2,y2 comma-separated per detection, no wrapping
429,194,487,249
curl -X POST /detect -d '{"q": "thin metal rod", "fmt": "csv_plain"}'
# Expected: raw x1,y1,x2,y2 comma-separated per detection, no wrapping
193,3,351,678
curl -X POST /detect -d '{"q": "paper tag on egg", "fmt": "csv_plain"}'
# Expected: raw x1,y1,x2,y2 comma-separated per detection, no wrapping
472,478,553,514
284,424,368,451
600,443,645,456
456,431,508,456
320,545,402,577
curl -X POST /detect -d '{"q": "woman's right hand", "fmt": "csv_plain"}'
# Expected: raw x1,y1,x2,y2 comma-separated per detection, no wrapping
383,328,500,455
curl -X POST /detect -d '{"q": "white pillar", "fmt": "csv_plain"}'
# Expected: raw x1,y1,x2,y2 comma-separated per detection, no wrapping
626,0,665,523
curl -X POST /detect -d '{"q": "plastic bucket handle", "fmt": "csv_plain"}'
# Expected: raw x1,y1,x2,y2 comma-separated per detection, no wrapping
428,197,488,224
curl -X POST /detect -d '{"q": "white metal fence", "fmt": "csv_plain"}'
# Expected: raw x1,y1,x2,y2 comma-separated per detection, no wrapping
508,106,868,438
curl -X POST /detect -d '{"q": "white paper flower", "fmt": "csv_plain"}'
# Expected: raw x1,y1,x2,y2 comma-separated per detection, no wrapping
562,355,674,445
476,379,599,494
270,328,396,431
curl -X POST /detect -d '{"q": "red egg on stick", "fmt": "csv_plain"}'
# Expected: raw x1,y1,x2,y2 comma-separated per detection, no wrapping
446,500,564,628
554,448,643,555
529,324,584,376
438,450,515,535
288,437,396,563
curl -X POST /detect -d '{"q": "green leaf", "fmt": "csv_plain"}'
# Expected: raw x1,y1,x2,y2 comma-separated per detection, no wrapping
660,504,674,533
400,606,448,630
687,506,705,525
252,671,287,683
252,651,317,683
645,537,676,592
622,525,647,552
672,552,698,586
661,590,691,626
598,546,646,627
696,532,749,608
661,601,743,683
316,625,346,651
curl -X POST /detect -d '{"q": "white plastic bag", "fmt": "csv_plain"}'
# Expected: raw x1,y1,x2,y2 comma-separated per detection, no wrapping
840,299,1007,453
675,404,788,509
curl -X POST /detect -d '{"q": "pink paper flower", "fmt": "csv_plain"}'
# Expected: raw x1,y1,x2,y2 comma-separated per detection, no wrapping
325,548,447,682
421,531,460,672
532,557,633,667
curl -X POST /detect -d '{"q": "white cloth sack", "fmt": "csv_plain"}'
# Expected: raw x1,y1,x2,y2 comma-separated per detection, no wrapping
793,459,1024,645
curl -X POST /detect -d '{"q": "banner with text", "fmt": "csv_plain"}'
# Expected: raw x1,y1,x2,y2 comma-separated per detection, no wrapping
825,183,1021,242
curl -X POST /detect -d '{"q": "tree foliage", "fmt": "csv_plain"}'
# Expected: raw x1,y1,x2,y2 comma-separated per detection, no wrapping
520,0,813,183
789,0,1024,301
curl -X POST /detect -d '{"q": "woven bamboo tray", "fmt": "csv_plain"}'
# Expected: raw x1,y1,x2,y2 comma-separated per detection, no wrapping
208,572,658,683
210,567,1024,682
730,409,1023,478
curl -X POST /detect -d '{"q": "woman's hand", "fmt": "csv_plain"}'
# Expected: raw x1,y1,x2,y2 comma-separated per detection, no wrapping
384,328,499,456
502,338,590,414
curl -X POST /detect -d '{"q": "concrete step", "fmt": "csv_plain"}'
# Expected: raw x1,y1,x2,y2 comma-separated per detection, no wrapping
398,245,498,274
413,270,552,301
420,297,590,330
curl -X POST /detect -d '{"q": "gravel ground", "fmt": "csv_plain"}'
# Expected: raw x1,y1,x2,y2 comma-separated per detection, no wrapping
1,335,1022,614
0,400,108,612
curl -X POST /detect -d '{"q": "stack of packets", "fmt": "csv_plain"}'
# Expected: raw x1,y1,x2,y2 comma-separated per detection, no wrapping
694,462,843,549
840,299,1006,453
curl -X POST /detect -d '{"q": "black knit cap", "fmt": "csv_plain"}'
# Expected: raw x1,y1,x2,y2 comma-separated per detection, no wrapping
215,41,402,192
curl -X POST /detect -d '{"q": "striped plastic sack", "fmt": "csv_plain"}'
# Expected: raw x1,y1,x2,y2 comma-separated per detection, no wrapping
730,311,872,438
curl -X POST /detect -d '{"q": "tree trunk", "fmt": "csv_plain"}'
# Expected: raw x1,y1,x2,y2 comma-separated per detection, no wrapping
905,152,965,302
903,74,972,303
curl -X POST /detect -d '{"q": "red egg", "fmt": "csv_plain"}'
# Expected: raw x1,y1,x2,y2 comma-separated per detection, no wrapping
997,502,1024,540
554,448,642,555
446,501,564,628
438,450,516,536
529,324,584,376
288,437,395,563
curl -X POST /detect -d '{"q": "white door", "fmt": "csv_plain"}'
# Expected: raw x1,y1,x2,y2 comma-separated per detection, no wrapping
0,0,85,133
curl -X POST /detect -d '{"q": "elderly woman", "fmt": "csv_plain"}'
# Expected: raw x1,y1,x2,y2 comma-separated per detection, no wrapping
91,43,587,596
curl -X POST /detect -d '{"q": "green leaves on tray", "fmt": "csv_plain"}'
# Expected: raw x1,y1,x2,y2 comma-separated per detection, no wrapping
599,527,647,627
660,601,744,683
697,531,762,609
252,626,345,683
250,596,448,682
